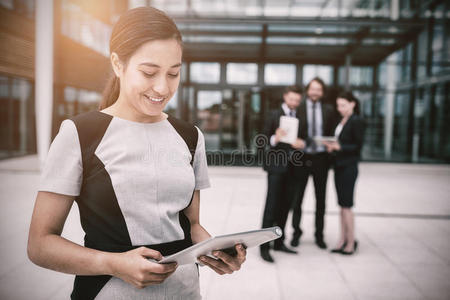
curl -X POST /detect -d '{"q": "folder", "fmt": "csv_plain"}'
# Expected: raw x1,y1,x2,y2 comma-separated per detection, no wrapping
279,116,299,144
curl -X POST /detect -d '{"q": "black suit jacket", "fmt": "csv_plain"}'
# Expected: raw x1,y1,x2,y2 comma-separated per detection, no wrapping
262,107,301,173
298,100,337,148
333,114,366,167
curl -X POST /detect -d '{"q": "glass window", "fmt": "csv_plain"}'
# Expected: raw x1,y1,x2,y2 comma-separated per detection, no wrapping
64,87,77,103
0,76,9,97
11,78,31,101
0,75,34,157
190,62,220,84
0,0,13,10
181,63,187,83
264,64,296,85
60,0,111,56
416,30,427,79
0,0,34,18
303,65,333,85
432,19,444,75
197,90,222,150
226,63,258,85
339,66,373,86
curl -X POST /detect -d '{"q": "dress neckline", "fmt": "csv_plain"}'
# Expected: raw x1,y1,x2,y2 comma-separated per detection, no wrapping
97,110,170,125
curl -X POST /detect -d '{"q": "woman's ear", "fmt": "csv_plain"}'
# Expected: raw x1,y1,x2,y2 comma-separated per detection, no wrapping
111,52,122,77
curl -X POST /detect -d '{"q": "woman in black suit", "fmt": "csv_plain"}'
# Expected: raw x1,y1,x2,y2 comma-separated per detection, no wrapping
323,91,365,255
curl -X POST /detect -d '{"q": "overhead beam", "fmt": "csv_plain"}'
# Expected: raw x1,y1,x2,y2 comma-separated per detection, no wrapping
341,26,371,63
180,29,412,40
173,16,427,28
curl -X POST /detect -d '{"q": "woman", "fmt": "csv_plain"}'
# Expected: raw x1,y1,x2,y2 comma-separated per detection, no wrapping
323,91,365,255
27,7,246,299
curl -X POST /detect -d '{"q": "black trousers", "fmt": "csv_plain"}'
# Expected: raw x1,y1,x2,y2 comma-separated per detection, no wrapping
291,153,329,240
261,165,296,249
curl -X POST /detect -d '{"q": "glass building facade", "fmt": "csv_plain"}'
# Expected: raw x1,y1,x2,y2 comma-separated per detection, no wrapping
0,0,449,163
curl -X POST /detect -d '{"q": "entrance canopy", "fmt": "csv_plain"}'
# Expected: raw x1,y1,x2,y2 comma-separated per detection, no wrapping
149,0,428,65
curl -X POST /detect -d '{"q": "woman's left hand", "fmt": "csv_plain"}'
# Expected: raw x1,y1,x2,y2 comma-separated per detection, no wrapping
323,141,341,152
198,244,246,275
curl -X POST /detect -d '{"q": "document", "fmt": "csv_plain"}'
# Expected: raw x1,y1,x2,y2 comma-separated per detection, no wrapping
158,226,282,265
279,116,299,144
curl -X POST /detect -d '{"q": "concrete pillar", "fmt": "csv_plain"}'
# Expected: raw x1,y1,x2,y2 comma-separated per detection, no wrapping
35,0,54,167
384,53,397,159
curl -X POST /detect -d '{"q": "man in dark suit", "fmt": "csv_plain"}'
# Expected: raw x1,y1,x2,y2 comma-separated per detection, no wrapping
260,85,305,263
290,77,337,250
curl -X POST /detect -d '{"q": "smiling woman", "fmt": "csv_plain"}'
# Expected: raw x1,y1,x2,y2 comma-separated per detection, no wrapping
27,6,246,300
103,38,182,122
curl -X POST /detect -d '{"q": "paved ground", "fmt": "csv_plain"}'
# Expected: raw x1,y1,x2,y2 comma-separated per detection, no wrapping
0,155,449,300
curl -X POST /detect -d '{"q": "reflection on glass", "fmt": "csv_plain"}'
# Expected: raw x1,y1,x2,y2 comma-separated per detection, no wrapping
197,90,222,150
264,64,296,85
60,0,111,56
303,64,333,85
0,76,33,158
226,63,258,85
221,90,239,151
63,86,101,116
190,62,220,84
339,66,373,86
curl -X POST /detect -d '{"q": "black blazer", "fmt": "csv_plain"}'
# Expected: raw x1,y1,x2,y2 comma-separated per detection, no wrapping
298,100,337,148
261,107,301,173
333,114,366,167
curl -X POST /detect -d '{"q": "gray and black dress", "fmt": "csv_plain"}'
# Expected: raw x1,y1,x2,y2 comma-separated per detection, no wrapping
39,111,210,300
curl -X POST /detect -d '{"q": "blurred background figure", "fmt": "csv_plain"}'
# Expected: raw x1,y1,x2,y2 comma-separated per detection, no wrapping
324,91,366,255
290,77,336,250
260,85,304,263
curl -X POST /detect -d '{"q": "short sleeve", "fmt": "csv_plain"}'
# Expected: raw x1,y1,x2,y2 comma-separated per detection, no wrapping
39,119,83,196
193,126,211,190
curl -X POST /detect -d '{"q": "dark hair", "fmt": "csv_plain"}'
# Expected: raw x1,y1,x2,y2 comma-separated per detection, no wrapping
305,77,327,96
283,85,303,95
337,91,360,115
99,7,182,110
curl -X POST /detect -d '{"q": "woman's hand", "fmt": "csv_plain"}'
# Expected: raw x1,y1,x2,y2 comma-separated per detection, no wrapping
198,244,246,275
323,141,341,152
109,247,178,289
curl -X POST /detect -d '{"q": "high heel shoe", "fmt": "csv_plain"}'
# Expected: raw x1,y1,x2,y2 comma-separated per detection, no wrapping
330,242,347,253
341,241,358,255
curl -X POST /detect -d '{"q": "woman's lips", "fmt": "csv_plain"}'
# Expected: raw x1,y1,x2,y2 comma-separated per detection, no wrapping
144,94,165,104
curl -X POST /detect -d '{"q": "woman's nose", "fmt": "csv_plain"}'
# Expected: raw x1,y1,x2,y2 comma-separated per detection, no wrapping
152,75,169,96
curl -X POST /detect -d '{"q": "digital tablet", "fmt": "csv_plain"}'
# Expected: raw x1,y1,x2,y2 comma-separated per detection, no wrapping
313,136,338,144
158,226,282,265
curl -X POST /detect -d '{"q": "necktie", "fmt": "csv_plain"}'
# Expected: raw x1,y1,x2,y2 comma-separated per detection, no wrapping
290,110,295,117
311,101,317,152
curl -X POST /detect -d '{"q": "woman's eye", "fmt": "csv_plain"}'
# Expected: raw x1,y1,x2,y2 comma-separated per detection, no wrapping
142,72,155,78
168,73,180,78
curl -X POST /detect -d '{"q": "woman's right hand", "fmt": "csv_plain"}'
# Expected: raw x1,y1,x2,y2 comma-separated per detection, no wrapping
109,247,178,289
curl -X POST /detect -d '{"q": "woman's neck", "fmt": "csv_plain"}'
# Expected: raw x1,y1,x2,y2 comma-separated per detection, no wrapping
102,98,166,123
341,113,353,124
